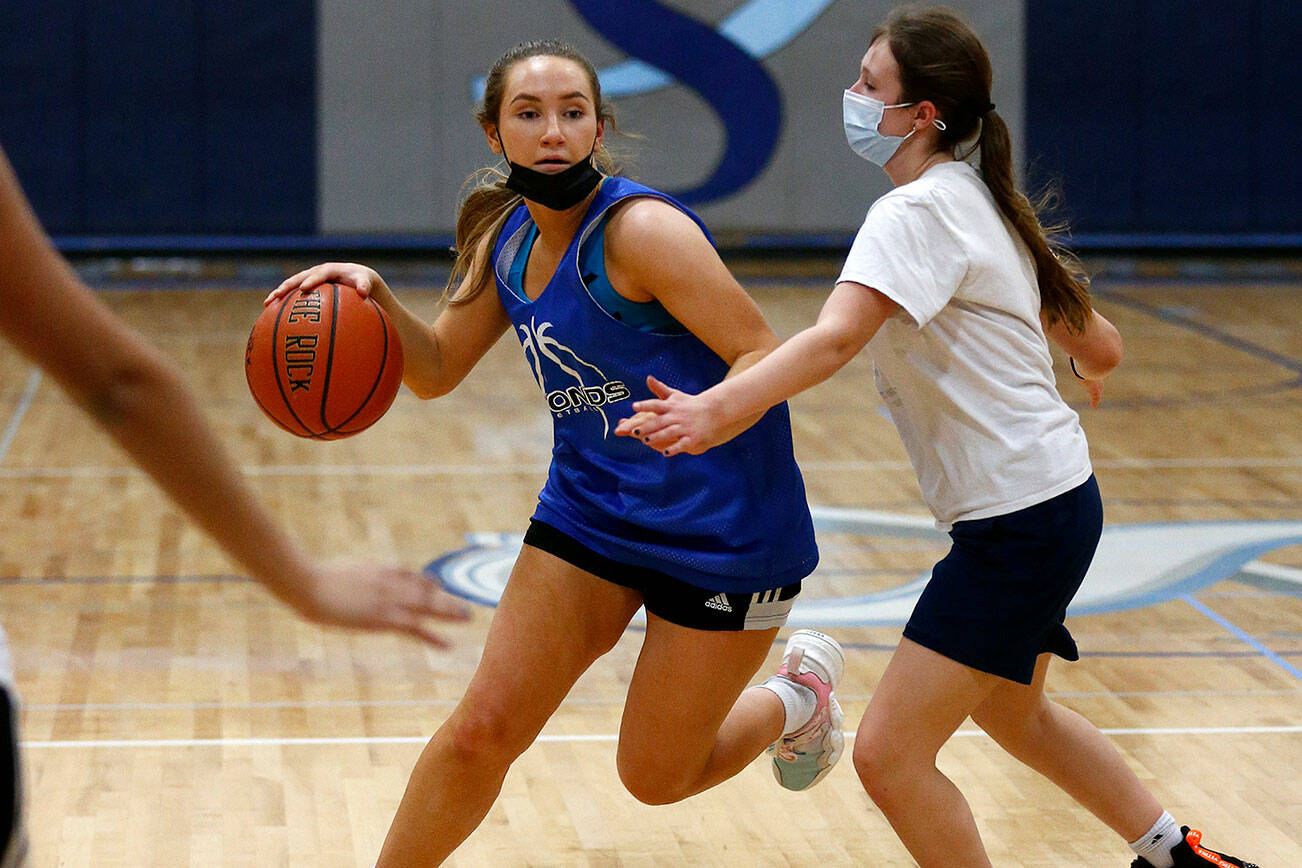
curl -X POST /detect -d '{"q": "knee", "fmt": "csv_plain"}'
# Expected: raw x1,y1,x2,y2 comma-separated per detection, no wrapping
619,774,688,807
443,704,535,769
851,728,911,806
616,753,695,806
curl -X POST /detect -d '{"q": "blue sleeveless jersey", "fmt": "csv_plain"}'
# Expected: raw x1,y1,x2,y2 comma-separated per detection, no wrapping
492,177,818,592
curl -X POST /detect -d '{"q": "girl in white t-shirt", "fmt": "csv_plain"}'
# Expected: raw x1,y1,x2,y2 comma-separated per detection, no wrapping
615,6,1255,868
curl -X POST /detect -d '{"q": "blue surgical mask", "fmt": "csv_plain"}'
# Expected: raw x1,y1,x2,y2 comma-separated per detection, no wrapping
842,89,944,166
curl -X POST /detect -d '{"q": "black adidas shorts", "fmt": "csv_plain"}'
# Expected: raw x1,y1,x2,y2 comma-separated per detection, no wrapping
523,520,801,631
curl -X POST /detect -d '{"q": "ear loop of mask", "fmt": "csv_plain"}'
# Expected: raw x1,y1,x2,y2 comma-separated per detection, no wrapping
843,88,949,166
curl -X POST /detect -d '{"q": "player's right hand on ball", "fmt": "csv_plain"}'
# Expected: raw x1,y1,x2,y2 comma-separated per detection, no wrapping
266,262,391,306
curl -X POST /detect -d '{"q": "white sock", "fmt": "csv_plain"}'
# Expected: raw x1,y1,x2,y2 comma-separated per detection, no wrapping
757,675,816,735
1129,811,1182,868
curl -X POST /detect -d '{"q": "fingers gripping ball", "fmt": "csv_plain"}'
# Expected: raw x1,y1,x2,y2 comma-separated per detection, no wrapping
246,284,403,439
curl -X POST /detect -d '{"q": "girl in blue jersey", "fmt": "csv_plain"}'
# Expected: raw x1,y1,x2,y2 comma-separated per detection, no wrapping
270,40,844,867
617,7,1257,868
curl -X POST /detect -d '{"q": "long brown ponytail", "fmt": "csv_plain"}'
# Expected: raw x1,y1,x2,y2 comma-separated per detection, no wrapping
446,40,620,306
874,6,1091,333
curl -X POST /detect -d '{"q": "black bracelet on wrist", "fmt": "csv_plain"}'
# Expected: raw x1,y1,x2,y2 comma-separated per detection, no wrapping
1069,357,1086,380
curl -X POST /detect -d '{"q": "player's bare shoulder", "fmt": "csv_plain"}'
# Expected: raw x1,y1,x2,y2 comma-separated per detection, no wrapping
603,195,711,297
605,195,703,254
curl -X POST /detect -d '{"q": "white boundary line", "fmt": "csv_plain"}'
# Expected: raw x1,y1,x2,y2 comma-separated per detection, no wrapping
21,725,1302,750
19,687,1302,714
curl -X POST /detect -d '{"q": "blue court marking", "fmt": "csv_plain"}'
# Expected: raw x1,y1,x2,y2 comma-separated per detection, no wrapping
1083,650,1302,659
1065,284,1302,411
1093,286,1302,376
428,522,1302,625
1062,529,1302,616
425,546,511,610
1200,589,1302,598
1183,594,1302,681
1065,376,1302,414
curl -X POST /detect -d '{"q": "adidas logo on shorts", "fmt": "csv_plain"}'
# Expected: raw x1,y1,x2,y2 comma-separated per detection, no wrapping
704,593,733,613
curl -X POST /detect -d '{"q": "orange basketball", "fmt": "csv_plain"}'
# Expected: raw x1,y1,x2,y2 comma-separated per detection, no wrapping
245,284,404,440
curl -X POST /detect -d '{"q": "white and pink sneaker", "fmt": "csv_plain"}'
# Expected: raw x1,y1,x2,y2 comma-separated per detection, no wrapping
766,629,845,790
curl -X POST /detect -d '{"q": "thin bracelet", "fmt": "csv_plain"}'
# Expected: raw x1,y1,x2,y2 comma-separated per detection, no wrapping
1069,357,1086,380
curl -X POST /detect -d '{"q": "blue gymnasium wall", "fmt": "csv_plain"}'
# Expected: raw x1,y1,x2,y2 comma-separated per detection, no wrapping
1026,0,1300,247
0,1,316,238
0,1,1298,248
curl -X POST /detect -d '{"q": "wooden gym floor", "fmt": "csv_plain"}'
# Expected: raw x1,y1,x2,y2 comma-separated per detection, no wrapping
0,259,1298,866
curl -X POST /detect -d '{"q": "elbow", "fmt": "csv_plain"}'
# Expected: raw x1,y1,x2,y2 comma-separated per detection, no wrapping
81,352,184,430
1069,316,1123,379
823,325,866,369
403,347,464,400
405,374,456,400
406,381,444,401
1091,327,1124,377
1099,335,1123,375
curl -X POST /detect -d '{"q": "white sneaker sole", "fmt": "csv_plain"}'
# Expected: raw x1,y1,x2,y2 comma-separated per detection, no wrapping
783,629,844,689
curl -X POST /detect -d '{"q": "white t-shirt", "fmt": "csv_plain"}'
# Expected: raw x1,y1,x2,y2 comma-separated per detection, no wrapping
838,160,1092,528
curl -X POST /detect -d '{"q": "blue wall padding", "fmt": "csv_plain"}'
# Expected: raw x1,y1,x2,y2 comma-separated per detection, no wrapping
1026,0,1298,235
0,1,316,235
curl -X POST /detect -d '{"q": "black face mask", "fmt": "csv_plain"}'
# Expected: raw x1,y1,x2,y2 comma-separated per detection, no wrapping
502,143,603,211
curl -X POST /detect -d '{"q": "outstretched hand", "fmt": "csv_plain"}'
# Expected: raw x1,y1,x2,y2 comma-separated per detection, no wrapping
285,564,471,648
615,375,728,456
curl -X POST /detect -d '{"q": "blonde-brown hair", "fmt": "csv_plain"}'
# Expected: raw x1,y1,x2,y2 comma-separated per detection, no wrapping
446,40,619,305
873,6,1092,332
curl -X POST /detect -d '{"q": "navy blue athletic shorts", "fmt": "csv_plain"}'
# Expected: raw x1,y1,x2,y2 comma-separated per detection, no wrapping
523,519,801,631
902,475,1103,685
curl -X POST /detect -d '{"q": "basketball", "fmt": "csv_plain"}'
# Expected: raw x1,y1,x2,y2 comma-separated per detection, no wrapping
245,284,404,439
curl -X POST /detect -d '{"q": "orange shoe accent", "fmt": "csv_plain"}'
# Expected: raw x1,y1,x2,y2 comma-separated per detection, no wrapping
1185,829,1233,868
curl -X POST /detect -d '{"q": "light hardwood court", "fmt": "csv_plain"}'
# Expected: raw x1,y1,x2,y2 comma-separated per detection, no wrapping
1,262,1299,866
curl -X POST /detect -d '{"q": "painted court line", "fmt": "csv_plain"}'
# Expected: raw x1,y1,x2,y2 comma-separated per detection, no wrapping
1096,288,1302,376
22,687,1301,714
1184,594,1302,681
0,368,42,466
22,725,1302,750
